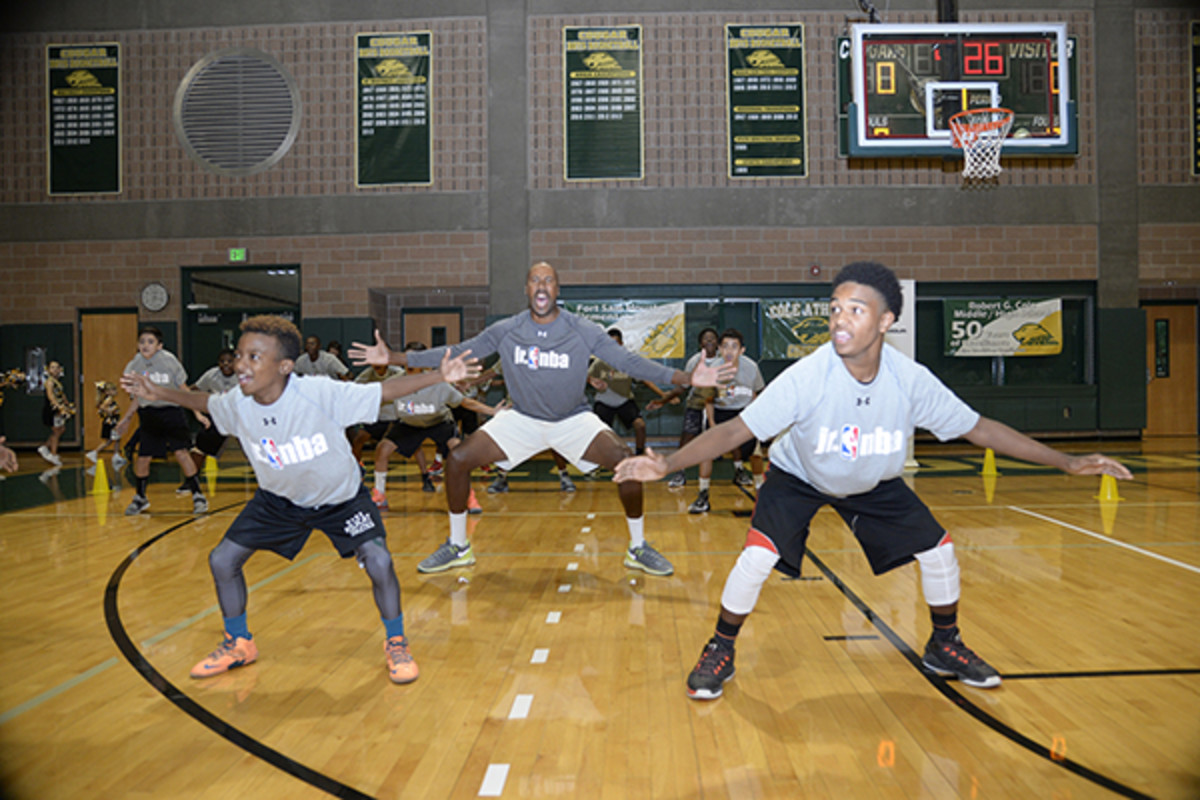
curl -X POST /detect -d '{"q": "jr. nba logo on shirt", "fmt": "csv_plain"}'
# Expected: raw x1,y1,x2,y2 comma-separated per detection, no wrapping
840,425,860,460
512,345,570,370
260,437,284,469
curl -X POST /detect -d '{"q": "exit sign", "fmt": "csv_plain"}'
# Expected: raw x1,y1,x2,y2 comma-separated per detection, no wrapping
228,247,247,263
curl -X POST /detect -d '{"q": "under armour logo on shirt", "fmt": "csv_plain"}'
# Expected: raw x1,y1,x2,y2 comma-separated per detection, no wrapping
536,330,548,338
856,397,870,406
263,416,277,425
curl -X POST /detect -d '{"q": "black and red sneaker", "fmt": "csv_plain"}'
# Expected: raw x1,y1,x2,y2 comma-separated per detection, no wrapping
687,637,736,699
922,634,1001,688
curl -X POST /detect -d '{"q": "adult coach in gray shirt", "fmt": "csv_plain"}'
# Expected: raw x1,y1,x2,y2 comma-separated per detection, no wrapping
351,261,730,577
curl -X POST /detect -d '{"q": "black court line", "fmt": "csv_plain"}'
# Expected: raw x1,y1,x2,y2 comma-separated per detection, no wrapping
822,634,880,641
103,502,374,800
803,548,1156,800
1003,667,1200,681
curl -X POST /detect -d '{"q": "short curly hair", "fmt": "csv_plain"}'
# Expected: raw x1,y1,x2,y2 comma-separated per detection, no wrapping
240,315,302,361
832,261,903,321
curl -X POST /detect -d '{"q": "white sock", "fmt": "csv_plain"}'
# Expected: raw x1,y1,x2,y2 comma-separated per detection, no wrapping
626,516,645,549
698,477,711,491
754,474,764,489
733,460,744,470
449,511,469,547
375,472,387,492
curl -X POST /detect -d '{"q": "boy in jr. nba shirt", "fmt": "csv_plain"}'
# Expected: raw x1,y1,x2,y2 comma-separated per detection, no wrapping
615,262,1133,698
121,315,478,684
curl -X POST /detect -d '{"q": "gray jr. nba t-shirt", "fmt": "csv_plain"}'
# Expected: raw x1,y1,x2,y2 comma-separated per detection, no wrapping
394,382,462,427
740,342,980,498
406,309,675,421
208,374,381,508
713,355,764,411
194,366,239,394
124,349,188,408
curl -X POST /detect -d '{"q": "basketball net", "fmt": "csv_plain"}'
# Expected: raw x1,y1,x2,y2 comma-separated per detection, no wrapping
949,107,1014,181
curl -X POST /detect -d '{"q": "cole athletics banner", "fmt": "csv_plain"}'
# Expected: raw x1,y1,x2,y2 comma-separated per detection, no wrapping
563,300,685,358
762,298,829,359
943,298,1063,357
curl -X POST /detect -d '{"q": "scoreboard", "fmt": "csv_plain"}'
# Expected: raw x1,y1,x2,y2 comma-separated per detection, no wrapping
841,22,1076,157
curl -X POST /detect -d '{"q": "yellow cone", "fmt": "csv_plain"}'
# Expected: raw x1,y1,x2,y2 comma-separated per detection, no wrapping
91,458,111,495
981,448,999,476
204,455,219,474
982,472,997,504
1095,474,1123,502
1098,498,1119,534
93,492,108,527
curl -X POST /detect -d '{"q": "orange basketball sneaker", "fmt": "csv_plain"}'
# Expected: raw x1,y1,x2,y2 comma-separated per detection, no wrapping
467,487,482,515
385,635,419,684
191,634,258,678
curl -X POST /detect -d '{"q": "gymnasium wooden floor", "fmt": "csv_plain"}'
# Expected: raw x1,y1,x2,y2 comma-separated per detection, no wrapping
0,440,1197,799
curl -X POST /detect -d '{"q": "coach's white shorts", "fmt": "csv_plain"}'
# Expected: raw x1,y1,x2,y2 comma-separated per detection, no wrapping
479,408,610,472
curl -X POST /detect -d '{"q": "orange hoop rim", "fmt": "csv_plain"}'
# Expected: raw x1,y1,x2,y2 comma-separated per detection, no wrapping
948,107,1015,134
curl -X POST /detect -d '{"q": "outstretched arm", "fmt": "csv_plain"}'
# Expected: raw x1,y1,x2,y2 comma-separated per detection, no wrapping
675,358,734,388
613,416,755,482
120,373,211,414
963,417,1132,479
0,436,17,473
379,349,480,402
348,330,410,368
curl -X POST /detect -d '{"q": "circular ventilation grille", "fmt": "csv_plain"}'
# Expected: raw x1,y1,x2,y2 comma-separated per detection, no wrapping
173,48,301,176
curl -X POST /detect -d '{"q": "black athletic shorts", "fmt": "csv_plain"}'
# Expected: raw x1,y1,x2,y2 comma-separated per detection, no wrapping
594,398,641,432
452,404,479,436
224,485,385,560
713,407,759,460
385,419,457,458
750,469,946,578
357,420,391,442
682,406,708,437
194,425,229,457
135,405,193,458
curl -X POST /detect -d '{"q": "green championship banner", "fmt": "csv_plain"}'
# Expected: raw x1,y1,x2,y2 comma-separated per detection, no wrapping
762,298,829,359
726,24,807,178
356,32,432,186
1192,21,1199,176
47,43,120,195
564,26,643,181
944,298,1063,357
564,300,685,358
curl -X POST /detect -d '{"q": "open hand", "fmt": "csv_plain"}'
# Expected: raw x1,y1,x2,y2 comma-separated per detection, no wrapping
439,349,479,384
1063,454,1133,480
348,330,391,366
612,448,670,482
690,359,735,388
120,372,158,403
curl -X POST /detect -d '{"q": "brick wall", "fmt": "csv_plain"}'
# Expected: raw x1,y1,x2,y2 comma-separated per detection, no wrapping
532,225,1098,284
1137,9,1197,185
0,232,488,324
529,10,1095,189
0,18,487,203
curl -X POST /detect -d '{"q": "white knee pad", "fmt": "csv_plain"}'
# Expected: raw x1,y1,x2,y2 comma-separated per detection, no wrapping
720,545,780,615
914,541,960,606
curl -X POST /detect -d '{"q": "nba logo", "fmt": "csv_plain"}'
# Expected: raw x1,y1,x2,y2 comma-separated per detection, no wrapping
260,437,283,470
839,424,860,460
526,346,540,369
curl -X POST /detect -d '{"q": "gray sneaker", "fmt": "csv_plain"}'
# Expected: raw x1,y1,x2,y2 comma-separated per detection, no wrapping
417,540,476,573
486,473,508,494
733,466,754,487
688,490,710,514
193,493,208,514
112,453,128,470
125,495,150,516
666,471,686,489
624,543,674,576
559,472,576,492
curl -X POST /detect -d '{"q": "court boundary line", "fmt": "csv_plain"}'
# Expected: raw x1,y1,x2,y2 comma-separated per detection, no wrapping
104,501,374,800
1008,505,1200,574
803,548,1154,799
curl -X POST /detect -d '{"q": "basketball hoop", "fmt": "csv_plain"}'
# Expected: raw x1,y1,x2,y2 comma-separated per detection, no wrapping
949,107,1014,180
